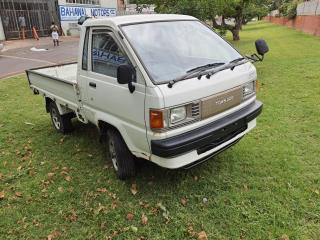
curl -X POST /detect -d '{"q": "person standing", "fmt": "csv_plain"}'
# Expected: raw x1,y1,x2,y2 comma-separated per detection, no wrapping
18,16,26,40
50,22,59,47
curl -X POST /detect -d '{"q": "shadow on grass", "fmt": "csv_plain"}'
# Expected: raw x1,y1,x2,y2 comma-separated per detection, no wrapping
68,119,226,186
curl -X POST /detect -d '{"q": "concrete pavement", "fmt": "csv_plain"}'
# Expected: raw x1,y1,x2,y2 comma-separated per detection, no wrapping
0,37,79,79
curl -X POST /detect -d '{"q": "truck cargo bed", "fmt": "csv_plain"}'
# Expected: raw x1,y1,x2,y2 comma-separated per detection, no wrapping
26,63,79,112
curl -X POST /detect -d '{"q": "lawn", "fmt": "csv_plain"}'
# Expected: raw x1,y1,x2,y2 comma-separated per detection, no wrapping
1,21,320,239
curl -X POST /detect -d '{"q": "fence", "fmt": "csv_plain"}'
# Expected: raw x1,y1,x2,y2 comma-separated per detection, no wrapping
265,0,320,36
0,0,57,40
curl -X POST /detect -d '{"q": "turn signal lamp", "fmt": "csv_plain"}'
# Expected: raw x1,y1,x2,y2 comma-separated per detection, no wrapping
150,110,164,129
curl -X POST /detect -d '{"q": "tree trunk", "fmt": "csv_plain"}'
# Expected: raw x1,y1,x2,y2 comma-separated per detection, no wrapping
231,29,240,41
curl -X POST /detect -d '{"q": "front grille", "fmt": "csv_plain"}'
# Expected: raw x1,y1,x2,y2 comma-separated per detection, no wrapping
201,86,242,119
191,102,200,118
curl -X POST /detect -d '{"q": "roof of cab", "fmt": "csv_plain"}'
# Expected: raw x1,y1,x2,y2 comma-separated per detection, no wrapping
83,14,197,27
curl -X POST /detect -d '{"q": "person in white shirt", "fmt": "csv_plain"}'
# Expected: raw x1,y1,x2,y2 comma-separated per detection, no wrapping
50,22,59,47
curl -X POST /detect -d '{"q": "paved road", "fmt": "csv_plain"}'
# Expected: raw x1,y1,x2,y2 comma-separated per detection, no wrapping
0,39,79,79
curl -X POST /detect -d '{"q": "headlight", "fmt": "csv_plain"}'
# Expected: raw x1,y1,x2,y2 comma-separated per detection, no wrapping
170,106,187,124
243,81,256,99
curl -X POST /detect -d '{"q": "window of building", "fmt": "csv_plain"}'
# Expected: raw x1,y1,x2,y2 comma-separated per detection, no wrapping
91,30,129,78
66,0,101,5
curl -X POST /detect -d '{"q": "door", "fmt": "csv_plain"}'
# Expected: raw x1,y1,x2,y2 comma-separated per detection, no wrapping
81,27,148,155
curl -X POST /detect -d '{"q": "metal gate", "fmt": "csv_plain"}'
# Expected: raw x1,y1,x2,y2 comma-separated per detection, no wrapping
0,0,55,40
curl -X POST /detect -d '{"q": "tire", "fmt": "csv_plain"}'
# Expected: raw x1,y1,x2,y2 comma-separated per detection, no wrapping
107,129,136,180
49,102,73,134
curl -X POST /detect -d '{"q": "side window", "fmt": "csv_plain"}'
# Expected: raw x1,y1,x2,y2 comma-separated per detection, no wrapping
82,28,90,70
91,29,129,78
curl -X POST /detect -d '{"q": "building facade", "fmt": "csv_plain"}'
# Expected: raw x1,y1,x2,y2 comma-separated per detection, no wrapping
0,0,125,40
0,0,58,40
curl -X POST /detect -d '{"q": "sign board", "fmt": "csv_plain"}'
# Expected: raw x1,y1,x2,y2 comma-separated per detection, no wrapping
59,5,116,21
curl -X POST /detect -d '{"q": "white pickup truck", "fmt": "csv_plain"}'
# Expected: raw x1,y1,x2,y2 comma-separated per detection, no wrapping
26,14,268,179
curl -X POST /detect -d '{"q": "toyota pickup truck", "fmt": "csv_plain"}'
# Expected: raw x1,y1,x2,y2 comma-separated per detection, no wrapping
26,14,268,179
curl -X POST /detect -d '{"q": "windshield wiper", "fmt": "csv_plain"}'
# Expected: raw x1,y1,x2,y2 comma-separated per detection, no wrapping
186,62,225,73
205,58,249,79
167,62,225,88
229,57,246,64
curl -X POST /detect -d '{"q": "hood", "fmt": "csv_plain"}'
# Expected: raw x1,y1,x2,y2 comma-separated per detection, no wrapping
157,62,257,108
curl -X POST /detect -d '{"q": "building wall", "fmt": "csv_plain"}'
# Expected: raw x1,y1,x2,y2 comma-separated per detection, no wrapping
265,0,320,36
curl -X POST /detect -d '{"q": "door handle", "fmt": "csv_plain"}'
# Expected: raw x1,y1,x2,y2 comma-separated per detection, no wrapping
89,82,96,88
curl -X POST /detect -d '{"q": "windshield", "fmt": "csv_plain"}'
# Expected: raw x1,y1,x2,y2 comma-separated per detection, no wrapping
121,20,242,84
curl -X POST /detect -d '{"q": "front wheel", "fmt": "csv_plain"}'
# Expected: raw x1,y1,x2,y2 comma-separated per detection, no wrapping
49,102,73,134
107,129,136,180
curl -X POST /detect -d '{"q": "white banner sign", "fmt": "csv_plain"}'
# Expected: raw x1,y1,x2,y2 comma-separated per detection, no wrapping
59,5,116,21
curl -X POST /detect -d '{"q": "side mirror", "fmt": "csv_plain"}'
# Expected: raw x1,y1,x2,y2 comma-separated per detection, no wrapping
117,65,136,93
255,39,269,58
78,16,90,25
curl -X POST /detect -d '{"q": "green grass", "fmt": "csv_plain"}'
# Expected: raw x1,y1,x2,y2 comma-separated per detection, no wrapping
1,21,320,239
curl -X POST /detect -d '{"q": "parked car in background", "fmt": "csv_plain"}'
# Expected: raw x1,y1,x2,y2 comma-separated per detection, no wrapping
26,14,269,180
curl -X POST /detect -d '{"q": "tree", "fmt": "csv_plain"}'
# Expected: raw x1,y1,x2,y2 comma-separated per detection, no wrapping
153,0,269,41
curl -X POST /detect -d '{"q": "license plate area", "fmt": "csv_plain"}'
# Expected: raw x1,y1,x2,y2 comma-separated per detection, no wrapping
197,119,247,155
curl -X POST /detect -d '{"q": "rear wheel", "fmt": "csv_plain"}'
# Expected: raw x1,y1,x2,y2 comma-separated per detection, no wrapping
107,129,136,180
49,102,73,134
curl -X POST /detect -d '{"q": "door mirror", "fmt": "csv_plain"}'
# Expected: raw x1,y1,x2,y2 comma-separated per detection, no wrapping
78,16,90,25
255,39,269,56
117,65,136,93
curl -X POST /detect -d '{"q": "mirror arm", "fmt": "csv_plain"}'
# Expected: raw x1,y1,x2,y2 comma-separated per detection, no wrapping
246,53,264,63
128,82,136,93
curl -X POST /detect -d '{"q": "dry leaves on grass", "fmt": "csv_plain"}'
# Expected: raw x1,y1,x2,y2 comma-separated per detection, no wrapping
126,213,134,221
97,188,108,193
47,230,62,240
181,197,187,206
130,183,138,195
0,191,5,200
197,231,208,240
65,209,78,222
280,234,289,240
141,213,148,225
15,192,23,197
64,176,71,182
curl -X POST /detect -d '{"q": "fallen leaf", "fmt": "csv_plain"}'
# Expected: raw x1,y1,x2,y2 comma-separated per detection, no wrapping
97,188,107,193
243,184,249,191
280,234,289,240
194,176,198,181
15,192,23,197
198,231,208,240
0,173,3,179
111,201,118,209
24,122,35,126
0,191,5,200
313,189,319,195
17,166,22,171
181,197,187,206
130,226,138,233
141,213,148,225
202,198,208,204
67,210,78,222
126,213,134,221
47,173,55,178
130,183,138,195
64,176,71,182
47,230,62,240
58,187,64,192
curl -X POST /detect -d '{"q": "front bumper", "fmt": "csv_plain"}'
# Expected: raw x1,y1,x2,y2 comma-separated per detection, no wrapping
151,100,263,159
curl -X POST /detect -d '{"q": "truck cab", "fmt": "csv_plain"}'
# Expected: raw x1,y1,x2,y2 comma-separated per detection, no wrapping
27,14,267,179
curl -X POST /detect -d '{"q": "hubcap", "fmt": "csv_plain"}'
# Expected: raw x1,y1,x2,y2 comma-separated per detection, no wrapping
108,138,118,171
51,108,61,130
